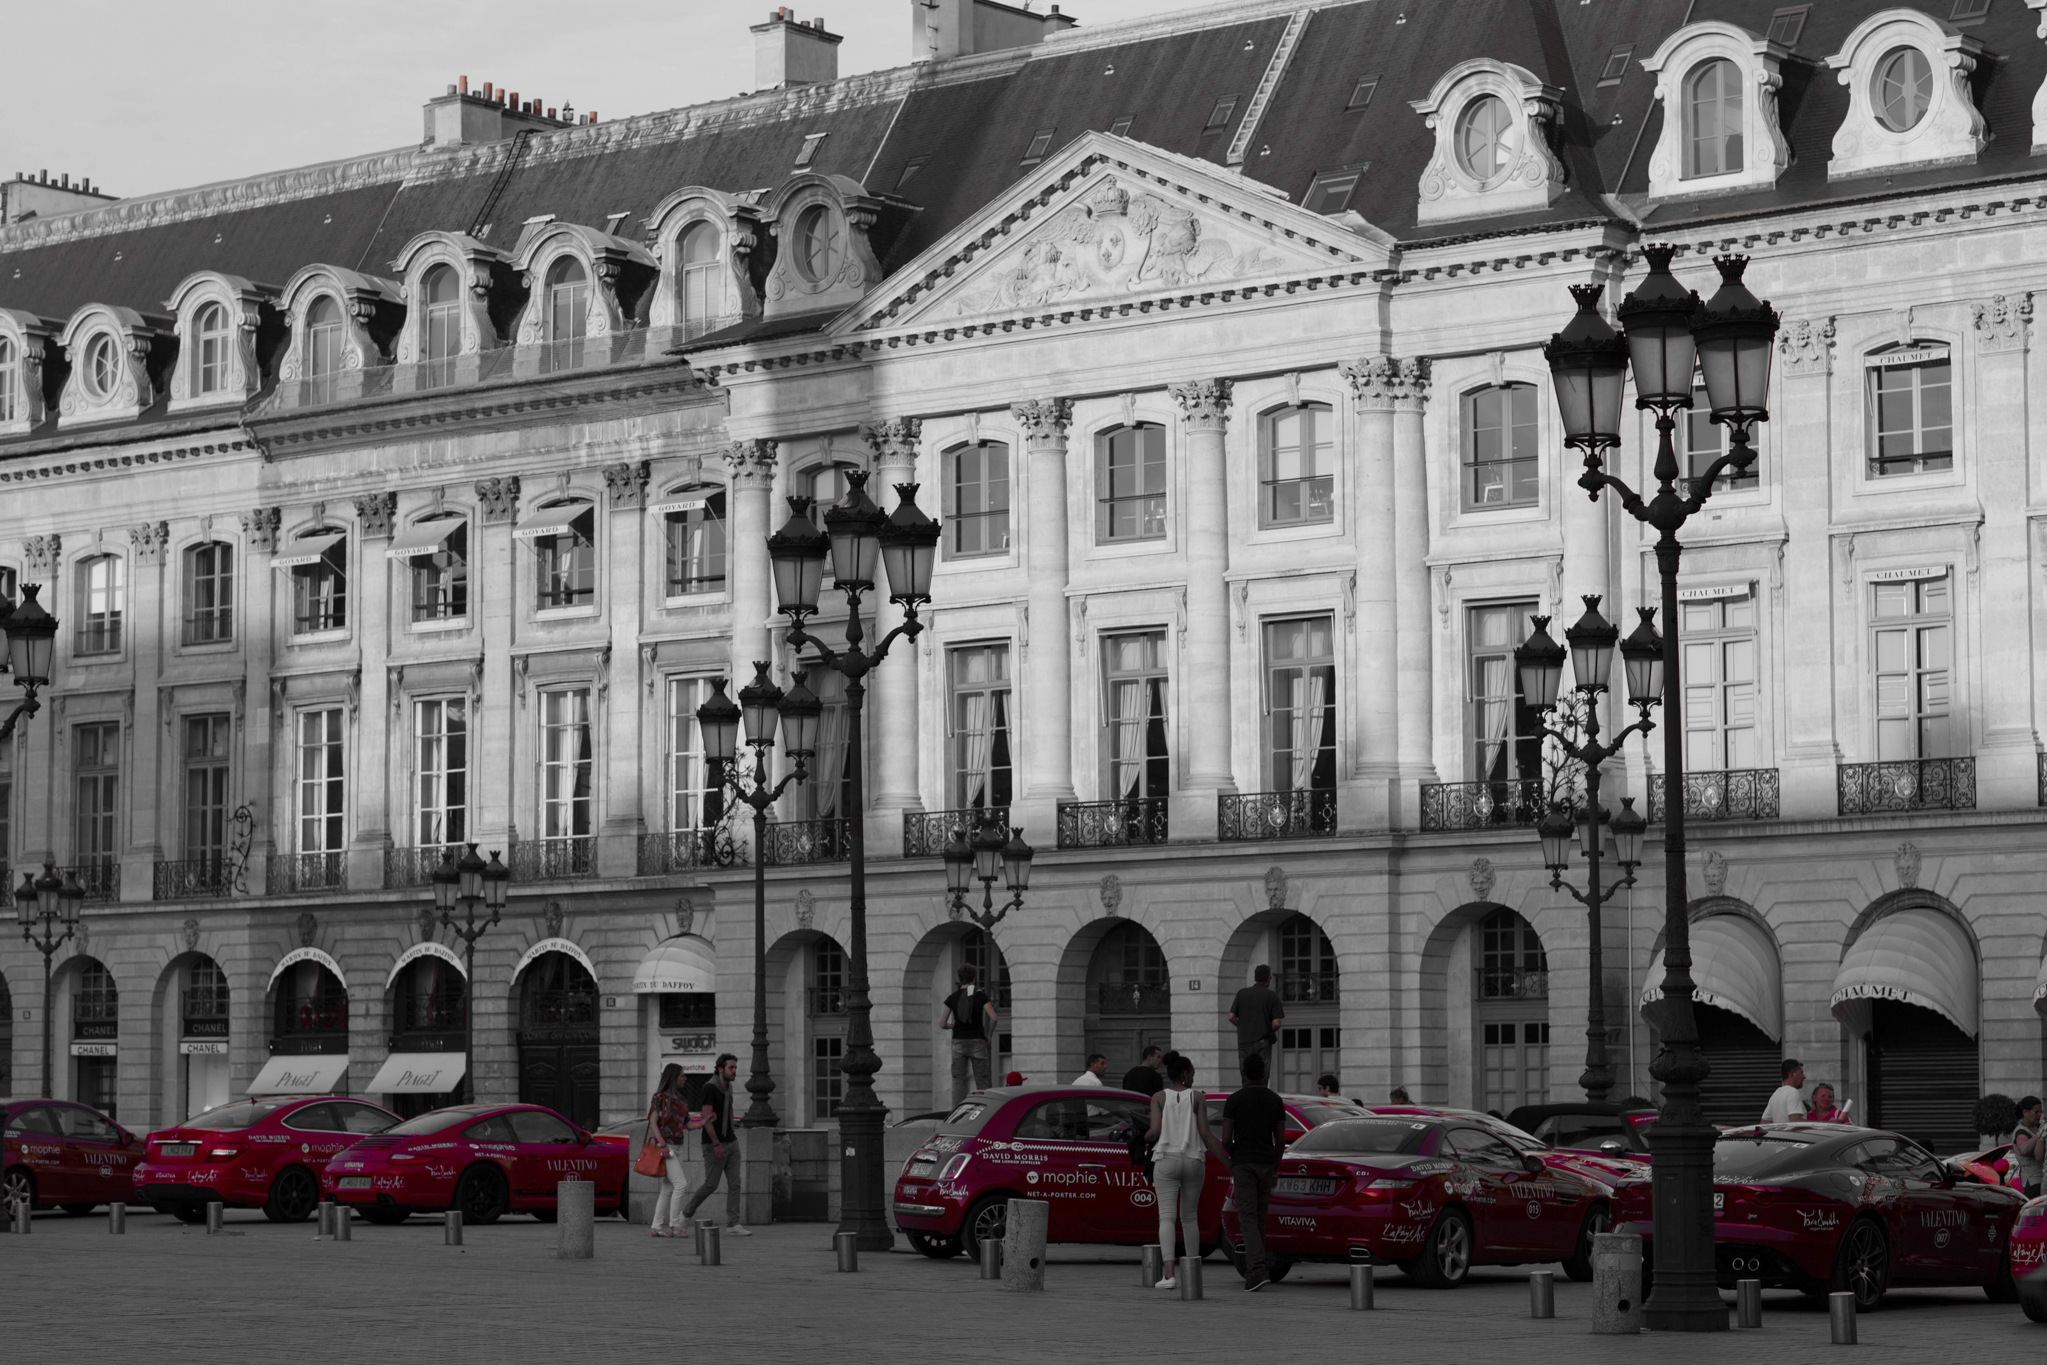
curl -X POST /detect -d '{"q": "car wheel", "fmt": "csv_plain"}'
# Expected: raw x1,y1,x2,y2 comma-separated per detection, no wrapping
1266,1255,1295,1283
1562,1203,1609,1283
960,1194,1009,1262
1829,1218,1889,1313
170,1203,209,1225
263,1167,320,1224
907,1230,962,1259
60,1202,98,1216
456,1165,510,1226
1218,1235,1247,1277
1410,1207,1473,1289
1987,1245,2021,1304
3,1167,37,1214
362,1207,410,1226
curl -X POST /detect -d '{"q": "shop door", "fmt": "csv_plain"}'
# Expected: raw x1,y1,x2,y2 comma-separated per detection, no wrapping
517,1040,600,1131
1868,1000,1978,1156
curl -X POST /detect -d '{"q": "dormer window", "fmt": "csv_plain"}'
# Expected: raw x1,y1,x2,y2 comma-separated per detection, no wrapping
1823,12,1986,181
0,336,15,423
422,265,461,377
1410,60,1566,224
194,303,230,395
82,333,119,399
1873,47,1933,132
545,258,588,343
1641,24,1790,199
794,206,841,283
305,297,344,401
679,224,723,338
1454,96,1513,187
1685,59,1743,178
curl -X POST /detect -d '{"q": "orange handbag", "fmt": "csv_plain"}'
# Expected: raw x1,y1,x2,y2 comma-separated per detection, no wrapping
633,1111,668,1178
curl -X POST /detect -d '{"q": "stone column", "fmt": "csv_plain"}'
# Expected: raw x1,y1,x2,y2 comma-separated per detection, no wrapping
724,440,777,688
1169,378,1236,835
1390,359,1438,824
348,492,395,892
237,511,279,892
1341,360,1401,829
1773,319,1840,819
474,477,521,849
120,521,169,902
18,535,60,870
862,419,926,850
1010,399,1075,841
599,460,651,877
1971,296,2037,807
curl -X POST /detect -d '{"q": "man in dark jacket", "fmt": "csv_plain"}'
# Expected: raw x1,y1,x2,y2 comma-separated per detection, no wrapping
1120,1045,1165,1096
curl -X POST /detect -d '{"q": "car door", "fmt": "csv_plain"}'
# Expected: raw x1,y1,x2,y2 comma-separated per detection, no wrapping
1855,1136,1950,1274
1007,1095,1101,1241
54,1104,136,1198
282,1102,356,1178
1081,1096,1155,1239
1445,1125,1541,1257
460,1113,521,1193
9,1105,69,1202
508,1108,593,1205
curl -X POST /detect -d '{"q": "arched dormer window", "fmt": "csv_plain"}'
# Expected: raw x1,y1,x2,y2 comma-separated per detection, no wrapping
645,187,763,343
759,174,891,320
523,498,596,610
1454,95,1514,189
276,265,402,404
1685,58,1743,178
305,296,344,401
1641,23,1789,199
57,305,169,427
1823,13,1986,182
194,303,230,395
545,258,589,344
0,309,57,432
165,272,275,412
422,265,461,376
679,223,723,338
1410,60,1566,225
793,205,842,283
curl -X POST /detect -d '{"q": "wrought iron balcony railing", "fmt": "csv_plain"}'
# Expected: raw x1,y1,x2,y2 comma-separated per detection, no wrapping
903,807,1009,858
1057,797,1169,849
763,819,852,865
154,858,234,901
1647,768,1780,822
1097,981,1171,1015
1418,779,1545,832
1837,758,1976,816
386,844,466,890
637,828,741,875
267,852,346,896
1277,971,1338,1005
61,862,122,903
807,987,848,1017
509,837,597,882
1478,968,1549,1001
1218,789,1337,841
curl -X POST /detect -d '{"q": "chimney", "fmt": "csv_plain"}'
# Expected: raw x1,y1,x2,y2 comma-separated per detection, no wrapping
913,0,1077,63
753,8,844,88
423,79,576,149
1,171,115,225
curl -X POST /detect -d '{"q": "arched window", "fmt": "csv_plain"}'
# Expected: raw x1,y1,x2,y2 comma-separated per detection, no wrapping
0,335,15,423
794,205,841,283
1259,403,1334,527
1462,383,1539,508
1278,914,1338,1004
1454,94,1514,186
182,541,235,644
531,499,596,609
1684,58,1743,178
76,554,124,654
422,264,461,381
545,257,589,343
944,441,1010,558
194,302,230,395
679,223,723,337
181,958,230,1039
1479,908,1547,1000
663,489,726,595
82,333,120,399
274,959,348,1044
1095,423,1166,542
305,297,344,377
1873,47,1933,132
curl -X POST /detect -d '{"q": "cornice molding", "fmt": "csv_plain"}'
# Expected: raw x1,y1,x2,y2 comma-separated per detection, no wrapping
0,436,256,487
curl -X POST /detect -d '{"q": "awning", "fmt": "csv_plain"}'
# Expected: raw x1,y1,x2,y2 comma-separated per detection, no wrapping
268,946,347,990
649,496,716,517
386,518,463,560
633,936,717,994
366,1052,466,1095
386,941,466,988
512,936,597,983
248,1054,351,1095
513,508,592,541
1830,908,1978,1036
271,531,345,569
2033,956,2047,1016
1640,912,1783,1040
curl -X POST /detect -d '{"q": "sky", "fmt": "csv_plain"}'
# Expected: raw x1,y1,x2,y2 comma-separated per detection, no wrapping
3,0,1198,201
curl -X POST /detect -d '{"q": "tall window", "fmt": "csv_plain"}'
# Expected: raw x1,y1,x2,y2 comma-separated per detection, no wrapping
1480,908,1548,998
1681,592,1759,770
679,223,723,338
194,302,230,395
1279,914,1338,1003
1468,602,1540,783
800,670,853,824
1867,349,1953,477
532,503,596,609
666,678,725,831
183,541,234,644
288,530,347,634
1260,403,1335,527
1454,94,1513,186
422,264,460,385
297,709,345,854
1263,617,1336,794
1103,631,1168,800
416,698,467,849
949,644,1012,810
0,335,15,423
1478,907,1550,1112
812,938,847,1119
1095,423,1166,542
305,296,343,401
1684,383,1758,490
545,257,589,343
945,441,1010,558
805,465,847,529
408,519,468,622
1872,575,1954,761
1684,58,1743,178
75,555,124,654
540,689,593,844
663,491,726,596
1463,384,1539,508
184,714,231,866
74,722,120,868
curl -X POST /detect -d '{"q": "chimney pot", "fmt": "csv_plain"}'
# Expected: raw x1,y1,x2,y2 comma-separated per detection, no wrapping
60,174,69,189
459,75,468,93
446,83,457,95
483,81,493,99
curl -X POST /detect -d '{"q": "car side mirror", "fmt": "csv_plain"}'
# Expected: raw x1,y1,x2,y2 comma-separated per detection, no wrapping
1598,1140,1626,1156
1524,1154,1547,1175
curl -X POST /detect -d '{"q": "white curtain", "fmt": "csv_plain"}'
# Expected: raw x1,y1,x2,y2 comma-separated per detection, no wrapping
958,693,991,806
1111,679,1144,799
1290,670,1328,792
812,704,848,819
1478,657,1511,779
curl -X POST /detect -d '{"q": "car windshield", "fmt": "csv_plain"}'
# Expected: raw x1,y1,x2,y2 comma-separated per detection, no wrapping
1715,1133,1815,1177
184,1102,282,1131
1288,1119,1436,1156
1291,1101,1366,1129
386,1109,482,1136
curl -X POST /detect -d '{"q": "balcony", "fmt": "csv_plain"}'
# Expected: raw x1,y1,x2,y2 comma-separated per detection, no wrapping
386,845,464,890
1478,968,1549,1001
154,858,235,902
638,828,740,875
1057,797,1169,849
267,852,345,896
1419,779,1544,832
60,862,121,903
1837,758,1976,816
762,819,852,866
1097,981,1171,1015
1648,769,1780,823
903,807,1008,858
1277,972,1338,1005
509,837,596,882
1218,789,1336,841
807,986,848,1017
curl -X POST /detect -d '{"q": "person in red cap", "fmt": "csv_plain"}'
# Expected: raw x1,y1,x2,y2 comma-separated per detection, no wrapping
1004,1071,1026,1086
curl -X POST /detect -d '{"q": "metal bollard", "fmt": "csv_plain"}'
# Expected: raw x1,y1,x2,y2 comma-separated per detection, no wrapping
1141,1244,1163,1287
109,1203,127,1234
1736,1278,1763,1329
835,1230,859,1272
1178,1255,1204,1301
316,1202,336,1239
14,1198,30,1234
694,1219,710,1258
704,1224,722,1266
334,1205,351,1241
444,1209,463,1245
1349,1263,1375,1310
1530,1269,1555,1319
979,1238,1003,1280
205,1202,224,1234
556,1180,595,1260
1829,1292,1856,1345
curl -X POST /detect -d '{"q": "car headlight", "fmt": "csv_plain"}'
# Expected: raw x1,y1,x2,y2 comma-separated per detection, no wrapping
938,1155,971,1181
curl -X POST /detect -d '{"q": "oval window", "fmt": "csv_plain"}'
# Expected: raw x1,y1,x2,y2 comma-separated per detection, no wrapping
1873,47,1933,133
84,333,120,398
1453,94,1514,187
795,205,841,283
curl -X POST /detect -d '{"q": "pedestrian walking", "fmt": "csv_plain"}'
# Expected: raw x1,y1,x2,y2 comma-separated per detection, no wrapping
679,1053,751,1235
1144,1051,1227,1290
1071,1053,1108,1086
2012,1095,2044,1196
1121,1045,1166,1097
1761,1058,1806,1124
1228,965,1285,1075
646,1063,695,1237
1222,1050,1287,1292
940,964,998,1105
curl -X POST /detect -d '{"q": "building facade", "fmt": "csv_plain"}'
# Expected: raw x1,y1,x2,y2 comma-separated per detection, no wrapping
2,0,2046,1157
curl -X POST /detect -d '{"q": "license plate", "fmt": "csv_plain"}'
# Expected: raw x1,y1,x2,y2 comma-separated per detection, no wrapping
337,1177,371,1190
159,1144,196,1158
1274,1177,1338,1196
1712,1192,1725,1212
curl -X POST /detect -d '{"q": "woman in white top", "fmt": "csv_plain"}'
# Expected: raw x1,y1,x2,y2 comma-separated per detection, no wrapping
1142,1051,1228,1290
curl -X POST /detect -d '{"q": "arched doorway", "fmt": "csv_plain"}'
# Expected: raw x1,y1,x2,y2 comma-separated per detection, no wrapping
631,935,718,1115
64,957,120,1117
1639,905,1784,1126
1222,910,1341,1093
254,950,352,1096
158,953,231,1119
807,936,850,1125
1474,908,1549,1114
1083,921,1170,1084
378,946,467,1116
903,923,1013,1112
516,950,600,1130
1833,902,1979,1154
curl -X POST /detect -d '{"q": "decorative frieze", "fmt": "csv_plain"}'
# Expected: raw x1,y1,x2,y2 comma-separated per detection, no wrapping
1778,316,1836,378
24,534,60,573
1168,377,1234,431
1973,293,2031,354
241,507,280,552
475,476,521,523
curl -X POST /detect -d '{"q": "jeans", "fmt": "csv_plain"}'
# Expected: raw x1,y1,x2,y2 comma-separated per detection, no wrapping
1153,1153,1206,1264
649,1145,690,1230
1237,1038,1274,1079
681,1142,742,1226
951,1038,992,1104
1231,1162,1278,1278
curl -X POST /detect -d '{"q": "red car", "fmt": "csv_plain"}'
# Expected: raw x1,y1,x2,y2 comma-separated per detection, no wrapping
1365,1103,1647,1200
136,1096,400,1223
322,1103,630,1225
893,1085,1362,1260
1218,1112,1614,1286
2,1098,142,1214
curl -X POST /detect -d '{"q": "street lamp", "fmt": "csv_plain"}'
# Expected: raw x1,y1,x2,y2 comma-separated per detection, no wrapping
767,471,941,1252
696,664,816,1129
942,810,1034,930
1517,599,1657,1104
18,862,84,1097
0,583,58,741
434,842,510,1104
1544,247,1778,1332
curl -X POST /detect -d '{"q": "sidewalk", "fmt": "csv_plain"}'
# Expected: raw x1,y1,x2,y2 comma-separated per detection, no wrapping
3,1207,2038,1364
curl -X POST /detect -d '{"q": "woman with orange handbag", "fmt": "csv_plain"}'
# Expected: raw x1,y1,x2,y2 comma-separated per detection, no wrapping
644,1064,694,1237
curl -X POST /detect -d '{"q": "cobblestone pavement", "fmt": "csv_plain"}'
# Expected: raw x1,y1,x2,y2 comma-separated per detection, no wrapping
3,1206,2039,1364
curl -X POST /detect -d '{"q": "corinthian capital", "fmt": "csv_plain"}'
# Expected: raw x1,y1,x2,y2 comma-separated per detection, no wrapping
1344,356,1431,411
1010,397,1073,449
860,417,923,472
1168,378,1234,431
722,439,778,489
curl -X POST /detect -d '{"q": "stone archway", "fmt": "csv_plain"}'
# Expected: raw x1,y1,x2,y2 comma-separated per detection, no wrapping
1057,919,1171,1085
1417,902,1550,1111
152,951,231,1121
1221,908,1340,1093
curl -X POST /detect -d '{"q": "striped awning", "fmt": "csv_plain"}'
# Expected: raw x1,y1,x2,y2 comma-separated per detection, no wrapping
270,531,345,569
386,518,463,560
1831,909,1978,1036
1640,912,1783,1040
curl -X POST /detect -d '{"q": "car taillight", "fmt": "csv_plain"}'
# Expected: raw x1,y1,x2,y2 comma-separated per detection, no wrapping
1352,1175,1416,1202
207,1147,240,1160
938,1154,971,1181
2017,1201,2047,1228
1735,1185,1786,1205
389,1153,422,1163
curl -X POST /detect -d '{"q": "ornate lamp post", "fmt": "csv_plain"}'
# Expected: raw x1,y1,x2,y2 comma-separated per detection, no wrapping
1544,251,1778,1330
766,471,941,1251
695,664,819,1128
432,843,510,1104
0,583,57,741
17,863,85,1096
1516,600,1659,1101
941,811,1034,930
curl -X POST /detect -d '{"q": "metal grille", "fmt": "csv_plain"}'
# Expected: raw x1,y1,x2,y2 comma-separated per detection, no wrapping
903,807,1007,858
1418,779,1543,831
1217,789,1336,841
1477,967,1549,1001
1276,972,1338,1005
60,862,122,903
509,837,596,881
153,859,233,901
763,819,851,865
385,845,464,889
1647,768,1780,822
1056,798,1169,849
266,852,345,896
637,829,741,874
1097,982,1171,1015
807,987,848,1017
1836,758,1975,815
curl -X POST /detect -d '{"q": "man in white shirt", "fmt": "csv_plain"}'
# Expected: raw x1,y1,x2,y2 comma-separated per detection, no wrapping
1761,1058,1806,1124
1071,1053,1108,1087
